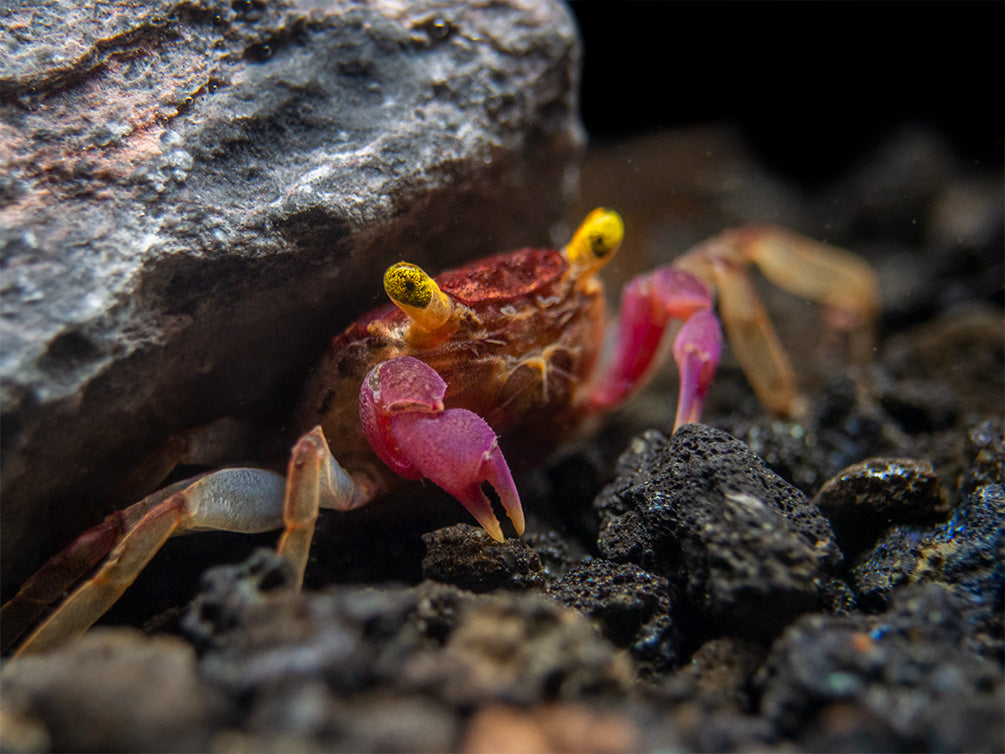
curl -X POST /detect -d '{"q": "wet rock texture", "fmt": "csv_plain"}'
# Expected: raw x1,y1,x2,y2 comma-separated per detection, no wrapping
0,0,583,589
2,7,1004,754
594,425,841,640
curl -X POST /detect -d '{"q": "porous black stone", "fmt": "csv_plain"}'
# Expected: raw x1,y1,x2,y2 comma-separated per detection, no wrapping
595,424,841,639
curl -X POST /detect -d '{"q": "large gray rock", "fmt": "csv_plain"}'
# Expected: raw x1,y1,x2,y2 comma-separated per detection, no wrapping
0,0,584,589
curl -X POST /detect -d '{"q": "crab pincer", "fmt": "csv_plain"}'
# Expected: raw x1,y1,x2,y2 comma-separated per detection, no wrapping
360,356,524,541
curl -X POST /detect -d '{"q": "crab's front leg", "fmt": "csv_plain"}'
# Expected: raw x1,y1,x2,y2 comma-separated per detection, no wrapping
577,212,877,427
4,428,373,656
586,265,724,430
360,356,524,542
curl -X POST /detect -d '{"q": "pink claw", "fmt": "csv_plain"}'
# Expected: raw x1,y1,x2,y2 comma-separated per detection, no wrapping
360,356,524,540
360,356,446,479
391,410,524,541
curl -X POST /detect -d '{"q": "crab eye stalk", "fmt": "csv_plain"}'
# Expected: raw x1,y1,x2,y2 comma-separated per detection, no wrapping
564,207,624,274
384,262,454,331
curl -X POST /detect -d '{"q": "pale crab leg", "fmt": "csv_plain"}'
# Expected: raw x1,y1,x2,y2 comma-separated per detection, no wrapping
7,468,287,656
6,427,372,656
10,494,192,656
675,226,879,416
1,479,191,653
726,226,879,363
703,248,799,416
360,356,524,541
587,266,724,429
276,427,376,587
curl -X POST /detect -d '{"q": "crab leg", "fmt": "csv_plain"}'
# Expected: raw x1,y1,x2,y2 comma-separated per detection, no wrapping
727,226,879,363
676,226,879,416
0,478,195,652
276,427,376,587
10,494,192,656
5,468,287,656
588,267,723,429
5,427,372,656
360,356,524,541
671,309,724,429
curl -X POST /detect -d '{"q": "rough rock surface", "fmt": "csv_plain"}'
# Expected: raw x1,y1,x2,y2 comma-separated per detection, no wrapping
421,524,544,592
595,424,841,639
548,559,683,678
0,630,219,752
812,457,949,557
1,0,583,589
851,483,1004,613
757,585,1004,752
181,556,632,751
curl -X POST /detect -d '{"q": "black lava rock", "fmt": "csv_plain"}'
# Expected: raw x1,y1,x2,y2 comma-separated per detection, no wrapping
851,482,1004,627
813,457,949,557
758,584,1004,752
548,559,684,678
960,419,1004,495
595,424,841,639
421,524,544,592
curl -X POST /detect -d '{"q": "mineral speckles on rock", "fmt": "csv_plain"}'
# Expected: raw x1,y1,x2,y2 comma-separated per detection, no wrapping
812,457,949,557
547,559,683,679
960,419,1004,494
595,424,841,638
850,482,1005,614
421,524,544,592
757,585,1004,752
1,0,584,590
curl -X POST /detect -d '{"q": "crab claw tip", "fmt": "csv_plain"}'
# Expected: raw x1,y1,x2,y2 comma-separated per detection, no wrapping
387,408,525,540
451,474,524,543
461,447,524,540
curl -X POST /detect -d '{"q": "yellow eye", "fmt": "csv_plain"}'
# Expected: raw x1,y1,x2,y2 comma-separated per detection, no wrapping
384,262,453,331
385,263,433,308
564,208,624,274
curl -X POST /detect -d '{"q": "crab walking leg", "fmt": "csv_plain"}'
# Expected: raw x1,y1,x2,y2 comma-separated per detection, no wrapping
0,478,198,652
709,251,800,416
587,267,720,420
11,468,289,657
277,426,376,587
676,227,879,416
728,226,880,363
12,495,190,657
671,309,724,429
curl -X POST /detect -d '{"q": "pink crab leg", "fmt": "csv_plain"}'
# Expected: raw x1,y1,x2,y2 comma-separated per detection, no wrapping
588,267,723,429
360,356,524,541
671,309,724,429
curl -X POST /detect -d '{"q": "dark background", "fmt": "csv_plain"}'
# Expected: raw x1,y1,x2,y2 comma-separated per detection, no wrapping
570,1,1003,186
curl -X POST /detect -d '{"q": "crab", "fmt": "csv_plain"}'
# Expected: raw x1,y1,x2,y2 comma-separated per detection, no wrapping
1,208,878,656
